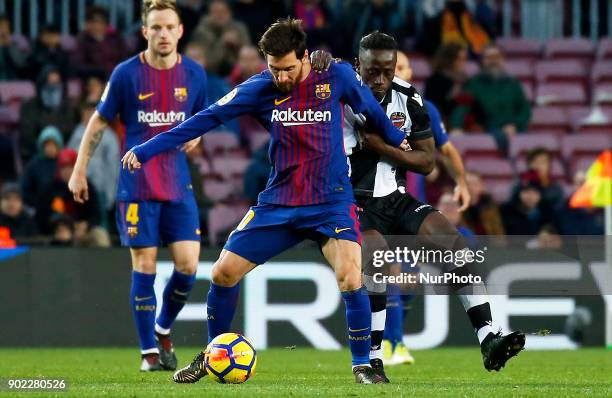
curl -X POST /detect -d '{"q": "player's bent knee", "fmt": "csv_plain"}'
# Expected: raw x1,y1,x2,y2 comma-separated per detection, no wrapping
336,264,362,291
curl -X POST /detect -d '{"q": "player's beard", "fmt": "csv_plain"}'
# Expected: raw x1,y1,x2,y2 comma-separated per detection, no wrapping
276,64,303,93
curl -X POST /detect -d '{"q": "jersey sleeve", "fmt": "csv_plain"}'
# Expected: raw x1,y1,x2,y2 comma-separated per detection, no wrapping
405,89,432,141
131,77,261,163
193,66,209,111
96,66,124,122
335,62,405,148
425,100,448,148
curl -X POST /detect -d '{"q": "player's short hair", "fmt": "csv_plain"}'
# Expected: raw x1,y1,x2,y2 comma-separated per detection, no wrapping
258,18,307,59
141,0,181,26
359,31,398,54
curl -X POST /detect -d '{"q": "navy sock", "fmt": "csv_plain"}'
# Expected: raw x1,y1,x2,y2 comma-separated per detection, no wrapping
342,288,371,367
130,271,157,354
156,270,196,333
384,287,403,350
206,283,240,343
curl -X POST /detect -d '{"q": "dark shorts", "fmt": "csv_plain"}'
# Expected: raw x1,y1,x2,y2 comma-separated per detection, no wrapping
116,196,200,247
356,190,438,235
224,201,361,265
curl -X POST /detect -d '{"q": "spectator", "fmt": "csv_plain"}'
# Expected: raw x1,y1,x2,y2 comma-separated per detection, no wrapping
184,42,239,134
176,0,206,49
526,224,563,249
21,126,63,208
437,192,477,248
227,45,265,86
35,148,107,246
517,148,564,212
424,42,468,122
0,134,16,182
450,44,531,151
0,14,27,80
190,0,251,76
556,170,604,235
501,180,550,235
80,71,107,103
243,141,271,205
68,101,119,211
25,23,70,81
463,171,506,236
19,66,77,161
233,0,287,41
294,0,337,51
74,6,127,77
49,214,75,247
417,0,491,58
0,183,38,239
350,0,402,55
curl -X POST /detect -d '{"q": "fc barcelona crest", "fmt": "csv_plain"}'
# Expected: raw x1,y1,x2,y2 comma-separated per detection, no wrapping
174,87,188,102
315,83,331,100
390,112,406,128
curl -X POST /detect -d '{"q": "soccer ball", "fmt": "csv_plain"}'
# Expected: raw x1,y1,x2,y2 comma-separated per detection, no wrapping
204,333,257,384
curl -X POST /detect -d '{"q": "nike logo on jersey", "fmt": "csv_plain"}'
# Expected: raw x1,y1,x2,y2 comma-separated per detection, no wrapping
134,296,153,302
274,96,291,106
138,92,155,101
335,227,351,234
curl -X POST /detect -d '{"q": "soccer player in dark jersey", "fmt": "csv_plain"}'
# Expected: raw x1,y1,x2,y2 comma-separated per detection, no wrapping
335,32,525,381
68,0,207,372
122,19,424,384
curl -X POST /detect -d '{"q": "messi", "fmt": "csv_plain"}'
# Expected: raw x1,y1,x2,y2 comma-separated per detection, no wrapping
271,108,332,125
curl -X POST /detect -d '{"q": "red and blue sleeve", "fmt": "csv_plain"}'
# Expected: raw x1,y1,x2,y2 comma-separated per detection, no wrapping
335,62,405,148
96,66,124,122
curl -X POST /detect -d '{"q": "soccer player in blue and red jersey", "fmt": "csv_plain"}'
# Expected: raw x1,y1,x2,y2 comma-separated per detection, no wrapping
68,0,207,372
122,19,430,384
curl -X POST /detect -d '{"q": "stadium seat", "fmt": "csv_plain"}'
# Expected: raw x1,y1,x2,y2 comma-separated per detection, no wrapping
536,82,587,106
449,134,501,159
211,155,251,180
508,134,561,159
60,34,77,52
561,133,612,164
505,60,534,85
529,106,570,133
570,154,601,177
496,38,541,62
484,179,514,203
515,157,566,180
248,131,269,152
596,37,612,60
593,83,612,104
544,38,595,62
204,179,235,202
0,80,36,104
207,204,249,246
535,60,587,84
591,61,612,84
465,158,514,180
410,58,431,82
202,131,240,155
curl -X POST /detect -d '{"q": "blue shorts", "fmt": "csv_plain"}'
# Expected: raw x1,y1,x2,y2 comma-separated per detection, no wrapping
116,196,200,247
224,201,361,265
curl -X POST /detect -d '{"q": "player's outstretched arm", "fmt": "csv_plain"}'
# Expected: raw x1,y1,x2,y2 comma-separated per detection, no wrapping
68,111,109,203
336,62,405,148
361,131,435,175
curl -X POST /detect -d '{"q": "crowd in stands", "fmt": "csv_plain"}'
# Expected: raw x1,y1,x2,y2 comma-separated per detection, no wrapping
0,0,609,248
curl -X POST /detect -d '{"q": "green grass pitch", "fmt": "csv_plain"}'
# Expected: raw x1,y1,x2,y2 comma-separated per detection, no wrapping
0,347,610,397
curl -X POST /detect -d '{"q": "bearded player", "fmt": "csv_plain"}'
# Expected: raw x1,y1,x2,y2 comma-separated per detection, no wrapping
69,0,207,371
122,19,426,384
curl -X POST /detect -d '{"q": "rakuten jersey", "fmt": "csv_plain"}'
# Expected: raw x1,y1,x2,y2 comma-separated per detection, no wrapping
97,52,208,201
132,62,406,206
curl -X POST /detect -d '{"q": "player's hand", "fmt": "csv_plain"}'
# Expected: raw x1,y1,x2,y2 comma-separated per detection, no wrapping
182,136,201,153
121,150,141,172
68,170,89,203
453,181,471,212
310,50,334,73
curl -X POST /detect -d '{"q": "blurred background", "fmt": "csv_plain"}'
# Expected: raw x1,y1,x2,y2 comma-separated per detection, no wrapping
0,0,610,248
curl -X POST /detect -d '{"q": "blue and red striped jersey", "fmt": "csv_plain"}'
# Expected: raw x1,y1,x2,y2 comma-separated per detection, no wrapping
132,62,405,206
97,52,208,202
